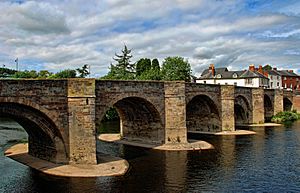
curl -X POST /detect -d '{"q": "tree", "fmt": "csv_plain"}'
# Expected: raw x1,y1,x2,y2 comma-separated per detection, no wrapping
0,67,17,77
102,45,135,80
13,70,38,78
161,56,191,82
263,64,272,71
51,69,77,78
152,58,160,71
136,58,151,76
76,64,90,78
38,70,53,78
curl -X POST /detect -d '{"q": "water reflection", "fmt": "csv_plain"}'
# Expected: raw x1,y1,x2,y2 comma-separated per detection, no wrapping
0,119,300,192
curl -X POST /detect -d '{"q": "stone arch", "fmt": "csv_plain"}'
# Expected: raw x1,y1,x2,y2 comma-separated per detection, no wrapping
283,97,293,111
234,95,251,125
264,94,273,121
186,94,221,132
99,97,164,144
0,102,67,163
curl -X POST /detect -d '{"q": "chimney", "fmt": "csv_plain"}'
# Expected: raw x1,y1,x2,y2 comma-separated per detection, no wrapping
258,65,263,73
249,64,255,72
289,70,294,73
209,64,215,76
273,67,277,71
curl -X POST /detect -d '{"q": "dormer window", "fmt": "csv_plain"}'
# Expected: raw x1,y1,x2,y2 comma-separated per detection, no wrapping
232,73,238,78
216,74,222,78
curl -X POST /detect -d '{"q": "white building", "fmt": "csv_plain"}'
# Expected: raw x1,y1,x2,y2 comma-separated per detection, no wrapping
266,68,282,89
196,64,269,88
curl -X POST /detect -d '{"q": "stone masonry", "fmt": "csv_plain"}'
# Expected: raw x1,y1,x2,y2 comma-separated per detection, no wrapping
0,79,296,164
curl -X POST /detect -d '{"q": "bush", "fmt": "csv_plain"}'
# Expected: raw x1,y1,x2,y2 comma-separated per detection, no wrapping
271,111,300,124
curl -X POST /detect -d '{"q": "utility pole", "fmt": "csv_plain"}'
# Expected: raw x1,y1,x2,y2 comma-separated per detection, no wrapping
15,58,18,71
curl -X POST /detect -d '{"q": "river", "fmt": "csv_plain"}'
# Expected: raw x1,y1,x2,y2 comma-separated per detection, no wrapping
0,118,299,193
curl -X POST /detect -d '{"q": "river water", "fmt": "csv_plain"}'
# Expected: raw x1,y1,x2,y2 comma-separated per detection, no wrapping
0,118,299,193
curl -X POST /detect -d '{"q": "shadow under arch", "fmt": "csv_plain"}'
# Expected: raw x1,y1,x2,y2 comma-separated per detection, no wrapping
283,97,293,111
100,97,164,144
186,95,221,132
0,102,67,163
264,94,273,121
234,95,251,126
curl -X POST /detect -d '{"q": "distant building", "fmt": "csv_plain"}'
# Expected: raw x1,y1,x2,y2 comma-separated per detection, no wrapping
277,70,300,91
196,64,269,88
266,68,282,89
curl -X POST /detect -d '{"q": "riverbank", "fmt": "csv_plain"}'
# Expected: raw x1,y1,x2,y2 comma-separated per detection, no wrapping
5,143,129,177
188,129,256,135
98,134,214,150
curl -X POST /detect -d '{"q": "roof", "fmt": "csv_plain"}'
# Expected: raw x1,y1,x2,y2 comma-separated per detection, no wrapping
201,67,228,76
277,70,299,77
266,70,281,76
199,67,268,80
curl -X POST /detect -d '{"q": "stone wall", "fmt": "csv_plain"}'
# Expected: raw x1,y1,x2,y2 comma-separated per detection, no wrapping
95,80,165,144
251,88,265,124
67,79,96,164
293,95,300,112
0,80,69,163
220,85,235,131
164,82,187,143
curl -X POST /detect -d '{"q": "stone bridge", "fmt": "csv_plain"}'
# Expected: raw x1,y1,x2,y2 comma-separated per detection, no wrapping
0,79,297,165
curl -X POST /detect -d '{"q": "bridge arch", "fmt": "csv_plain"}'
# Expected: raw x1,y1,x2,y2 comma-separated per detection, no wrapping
264,94,273,121
99,97,164,144
186,94,221,132
0,102,67,163
283,97,293,111
234,95,251,125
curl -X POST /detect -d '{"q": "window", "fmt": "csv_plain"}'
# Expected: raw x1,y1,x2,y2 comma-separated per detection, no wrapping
271,82,273,87
290,77,293,80
277,76,279,80
234,82,237,86
204,81,206,84
270,75,273,80
277,82,279,86
232,73,238,78
216,74,222,78
284,77,287,80
285,83,287,88
245,79,253,84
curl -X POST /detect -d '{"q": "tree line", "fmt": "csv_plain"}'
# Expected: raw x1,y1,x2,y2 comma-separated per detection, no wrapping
1,45,192,81
101,45,192,82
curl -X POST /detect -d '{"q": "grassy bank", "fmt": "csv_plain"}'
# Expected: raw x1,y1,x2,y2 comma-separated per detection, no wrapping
271,110,300,124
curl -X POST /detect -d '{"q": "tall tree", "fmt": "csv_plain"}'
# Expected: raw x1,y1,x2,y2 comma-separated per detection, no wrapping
152,58,160,71
136,58,151,76
263,64,272,71
161,56,191,82
102,45,135,80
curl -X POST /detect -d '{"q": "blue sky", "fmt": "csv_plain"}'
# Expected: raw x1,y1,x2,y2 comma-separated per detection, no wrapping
0,0,300,77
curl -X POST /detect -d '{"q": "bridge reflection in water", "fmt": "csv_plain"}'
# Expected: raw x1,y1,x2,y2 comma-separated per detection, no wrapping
0,79,296,166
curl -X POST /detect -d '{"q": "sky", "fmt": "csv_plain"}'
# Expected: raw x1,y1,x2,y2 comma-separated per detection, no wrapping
0,0,300,77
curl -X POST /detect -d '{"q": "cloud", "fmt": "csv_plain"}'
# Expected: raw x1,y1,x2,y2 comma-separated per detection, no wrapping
0,0,299,77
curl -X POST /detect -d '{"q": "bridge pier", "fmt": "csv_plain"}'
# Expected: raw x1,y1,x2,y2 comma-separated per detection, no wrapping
251,88,264,124
220,85,235,131
68,79,97,164
164,82,187,144
274,90,284,114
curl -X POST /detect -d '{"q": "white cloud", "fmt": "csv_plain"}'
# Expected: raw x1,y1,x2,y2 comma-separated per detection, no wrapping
0,0,299,77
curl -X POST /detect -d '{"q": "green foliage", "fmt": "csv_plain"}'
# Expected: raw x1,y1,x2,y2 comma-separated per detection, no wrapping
136,58,151,76
38,70,53,78
263,64,272,71
0,67,17,77
12,70,38,78
50,69,77,78
102,107,119,122
161,56,191,82
152,58,160,71
102,45,135,80
76,64,90,78
136,58,161,80
271,111,300,124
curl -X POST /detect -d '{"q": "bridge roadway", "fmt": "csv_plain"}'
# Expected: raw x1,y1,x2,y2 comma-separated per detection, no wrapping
0,79,297,165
